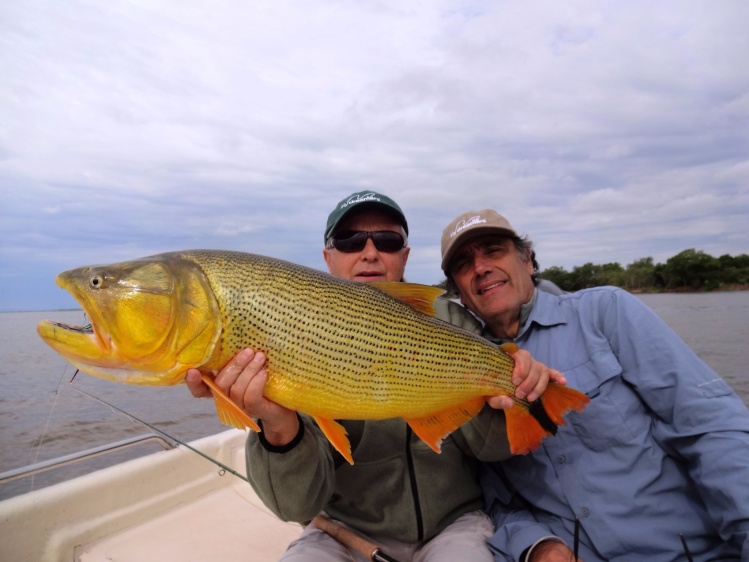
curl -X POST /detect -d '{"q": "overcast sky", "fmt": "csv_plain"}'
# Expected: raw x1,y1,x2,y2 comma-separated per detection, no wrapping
1,0,747,311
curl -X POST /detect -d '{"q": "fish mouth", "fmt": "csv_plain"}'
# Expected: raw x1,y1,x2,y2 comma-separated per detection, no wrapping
37,314,113,364
49,320,94,334
37,273,114,365
47,318,110,348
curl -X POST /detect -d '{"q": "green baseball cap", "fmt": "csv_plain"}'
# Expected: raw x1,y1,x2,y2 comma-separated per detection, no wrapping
324,191,409,242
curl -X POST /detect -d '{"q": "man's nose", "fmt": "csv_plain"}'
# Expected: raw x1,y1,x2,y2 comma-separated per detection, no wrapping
471,254,492,275
360,238,379,259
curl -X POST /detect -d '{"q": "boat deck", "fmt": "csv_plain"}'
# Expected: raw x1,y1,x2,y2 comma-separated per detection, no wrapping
0,429,302,561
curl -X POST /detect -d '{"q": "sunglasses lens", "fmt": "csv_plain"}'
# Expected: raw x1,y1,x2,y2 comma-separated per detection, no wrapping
372,232,405,252
332,231,404,253
333,232,368,252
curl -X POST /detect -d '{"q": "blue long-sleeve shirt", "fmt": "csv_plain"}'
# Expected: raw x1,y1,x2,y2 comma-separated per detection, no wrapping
481,286,749,561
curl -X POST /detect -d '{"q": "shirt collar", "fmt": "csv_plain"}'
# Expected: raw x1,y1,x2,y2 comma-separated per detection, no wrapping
481,287,567,344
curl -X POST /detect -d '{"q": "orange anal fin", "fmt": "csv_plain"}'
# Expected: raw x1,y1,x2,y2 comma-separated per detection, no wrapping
201,373,261,432
540,382,590,426
499,342,519,354
314,416,353,465
368,282,445,316
405,397,486,454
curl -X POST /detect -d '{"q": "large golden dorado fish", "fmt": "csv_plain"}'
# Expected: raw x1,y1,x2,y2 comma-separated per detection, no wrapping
37,250,588,464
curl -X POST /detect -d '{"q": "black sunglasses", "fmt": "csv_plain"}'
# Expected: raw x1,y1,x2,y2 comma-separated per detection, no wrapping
327,230,406,253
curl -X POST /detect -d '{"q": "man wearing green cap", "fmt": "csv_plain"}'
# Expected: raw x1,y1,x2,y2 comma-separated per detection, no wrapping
186,191,562,561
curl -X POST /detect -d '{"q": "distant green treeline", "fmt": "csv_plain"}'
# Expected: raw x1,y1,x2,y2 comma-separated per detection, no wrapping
540,249,749,293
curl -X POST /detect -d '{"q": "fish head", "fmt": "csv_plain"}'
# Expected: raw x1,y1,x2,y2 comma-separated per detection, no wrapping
37,253,222,386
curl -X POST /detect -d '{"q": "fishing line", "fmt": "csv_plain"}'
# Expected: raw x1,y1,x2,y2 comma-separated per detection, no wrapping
69,386,250,483
24,361,75,491
32,363,72,464
33,312,91,467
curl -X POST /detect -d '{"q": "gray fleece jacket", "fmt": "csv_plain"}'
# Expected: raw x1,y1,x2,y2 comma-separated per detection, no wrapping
244,298,510,543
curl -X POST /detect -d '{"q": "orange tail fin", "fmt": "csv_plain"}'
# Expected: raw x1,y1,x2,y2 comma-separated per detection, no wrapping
540,382,590,426
505,383,589,455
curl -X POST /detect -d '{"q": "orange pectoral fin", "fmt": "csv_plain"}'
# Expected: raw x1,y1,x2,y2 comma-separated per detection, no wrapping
314,416,354,465
201,373,261,432
405,397,486,454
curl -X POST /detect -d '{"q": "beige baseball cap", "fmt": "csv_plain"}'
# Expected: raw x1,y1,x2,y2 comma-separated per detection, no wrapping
440,209,518,272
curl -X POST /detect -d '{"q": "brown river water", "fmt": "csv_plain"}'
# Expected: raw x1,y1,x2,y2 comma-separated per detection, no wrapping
1,291,747,501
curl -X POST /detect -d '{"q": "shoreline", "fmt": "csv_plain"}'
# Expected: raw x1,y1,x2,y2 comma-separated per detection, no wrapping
629,284,749,294
3,287,749,313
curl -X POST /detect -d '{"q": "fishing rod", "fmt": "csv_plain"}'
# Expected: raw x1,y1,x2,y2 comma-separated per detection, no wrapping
69,384,250,483
312,515,401,562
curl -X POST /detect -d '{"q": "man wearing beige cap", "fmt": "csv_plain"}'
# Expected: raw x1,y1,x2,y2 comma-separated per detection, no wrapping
440,209,749,562
186,193,563,562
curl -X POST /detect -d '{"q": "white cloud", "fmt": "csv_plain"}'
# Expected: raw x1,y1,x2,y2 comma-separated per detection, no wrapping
0,0,747,310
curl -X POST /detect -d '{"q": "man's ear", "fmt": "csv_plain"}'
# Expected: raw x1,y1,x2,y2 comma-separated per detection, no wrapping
524,249,534,274
323,248,332,270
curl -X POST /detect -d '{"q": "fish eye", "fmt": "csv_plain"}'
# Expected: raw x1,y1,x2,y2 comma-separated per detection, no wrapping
89,275,104,289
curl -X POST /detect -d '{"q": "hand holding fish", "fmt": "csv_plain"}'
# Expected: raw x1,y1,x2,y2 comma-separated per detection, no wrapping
501,347,567,404
186,349,299,446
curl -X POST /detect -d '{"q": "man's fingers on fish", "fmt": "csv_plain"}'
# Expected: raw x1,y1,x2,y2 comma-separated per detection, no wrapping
185,369,211,398
509,349,530,386
550,368,567,385
247,351,267,374
228,374,252,407
486,395,514,410
526,367,549,402
242,369,270,415
215,348,256,389
526,361,560,402
226,352,264,405
509,349,535,398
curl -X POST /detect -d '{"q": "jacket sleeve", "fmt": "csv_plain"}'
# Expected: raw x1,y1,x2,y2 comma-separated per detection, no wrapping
245,414,336,523
433,297,483,331
453,404,511,461
603,289,749,556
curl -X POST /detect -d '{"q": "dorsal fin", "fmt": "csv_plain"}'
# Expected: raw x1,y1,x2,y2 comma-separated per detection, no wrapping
369,282,445,316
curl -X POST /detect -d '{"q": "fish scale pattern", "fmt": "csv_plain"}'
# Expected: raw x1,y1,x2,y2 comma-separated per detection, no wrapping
183,250,516,421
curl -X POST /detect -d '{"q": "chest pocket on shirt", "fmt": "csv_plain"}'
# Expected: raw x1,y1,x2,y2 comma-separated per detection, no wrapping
564,349,648,452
